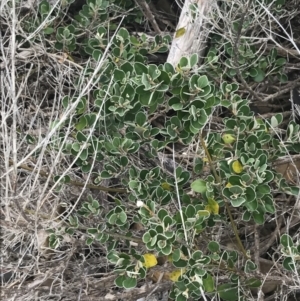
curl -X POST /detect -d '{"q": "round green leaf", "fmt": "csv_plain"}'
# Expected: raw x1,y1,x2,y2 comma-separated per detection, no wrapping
197,75,209,88
172,249,181,262
115,275,126,288
135,111,147,126
191,179,207,193
244,260,257,272
208,241,220,253
254,69,265,82
123,277,137,289
231,197,246,207
280,234,293,248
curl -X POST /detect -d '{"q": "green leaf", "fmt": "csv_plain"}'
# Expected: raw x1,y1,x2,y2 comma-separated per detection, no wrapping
69,215,78,227
264,196,275,213
117,27,129,42
44,27,54,34
245,199,258,212
192,250,203,261
76,131,87,142
190,53,198,68
80,161,92,173
142,232,152,244
65,227,75,235
217,284,238,301
203,273,215,292
25,134,36,144
245,278,262,288
92,49,102,61
280,234,293,248
179,57,189,69
87,228,98,235
114,69,126,81
173,259,188,268
278,73,288,83
242,211,251,221
244,187,256,202
282,257,296,271
249,68,258,77
193,157,203,174
256,184,270,197
115,275,126,288
191,179,207,193
39,0,50,15
244,260,257,272
197,75,209,88
252,211,264,224
161,244,172,255
172,249,181,262
230,197,246,207
49,233,60,249
158,208,169,221
208,241,220,253
108,213,118,225
120,156,129,167
135,111,146,126
229,185,244,195
175,294,187,301
86,237,93,245
134,62,148,75
75,116,87,130
254,69,265,82
148,64,161,80
270,113,283,128
62,96,70,109
275,58,286,66
118,211,127,224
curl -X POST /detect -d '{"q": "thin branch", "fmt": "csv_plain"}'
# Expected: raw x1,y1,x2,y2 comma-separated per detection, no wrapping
232,1,265,103
262,79,300,102
134,0,161,34
8,159,127,193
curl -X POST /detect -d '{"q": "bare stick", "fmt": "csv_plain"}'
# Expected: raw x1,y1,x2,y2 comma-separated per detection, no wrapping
134,0,161,34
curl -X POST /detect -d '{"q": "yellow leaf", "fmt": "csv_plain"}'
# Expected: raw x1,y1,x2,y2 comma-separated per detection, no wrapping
222,134,236,144
161,182,172,191
175,27,186,38
205,198,219,215
167,254,173,262
225,182,232,188
232,160,243,174
197,210,210,217
168,269,186,282
142,253,157,269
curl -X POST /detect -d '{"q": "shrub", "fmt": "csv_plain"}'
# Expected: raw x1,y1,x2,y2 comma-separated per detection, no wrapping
1,0,299,300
